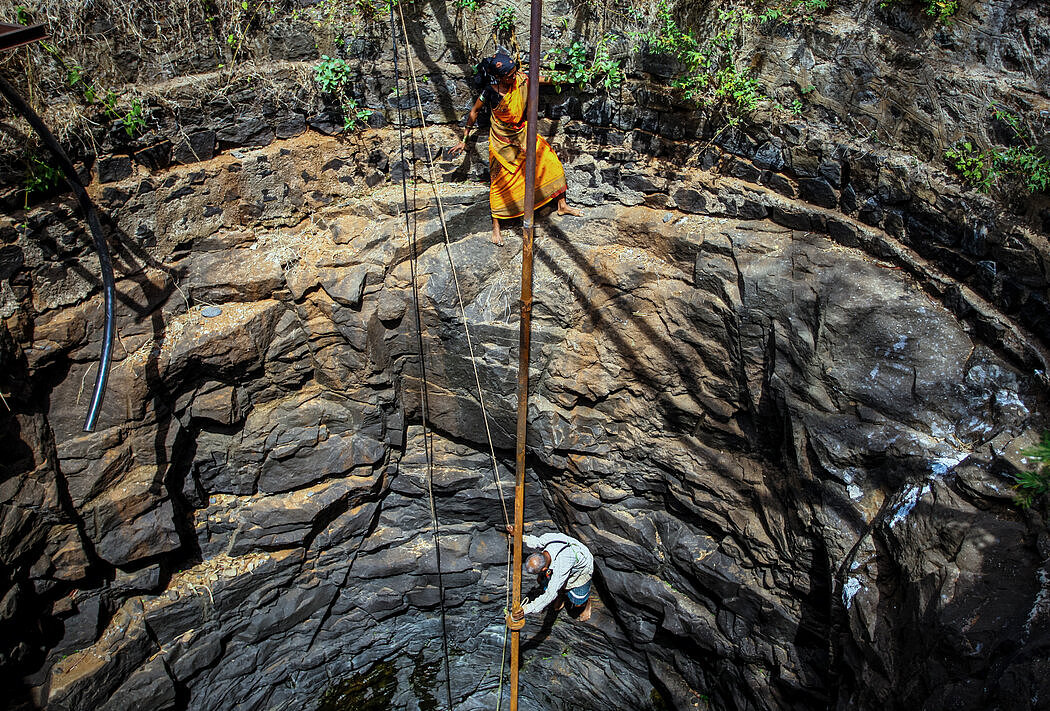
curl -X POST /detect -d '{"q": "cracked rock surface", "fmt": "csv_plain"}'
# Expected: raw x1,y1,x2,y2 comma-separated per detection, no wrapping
1,131,1047,710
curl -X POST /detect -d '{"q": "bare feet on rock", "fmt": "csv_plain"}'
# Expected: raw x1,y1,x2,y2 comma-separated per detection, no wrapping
491,218,504,245
557,197,583,217
576,601,592,622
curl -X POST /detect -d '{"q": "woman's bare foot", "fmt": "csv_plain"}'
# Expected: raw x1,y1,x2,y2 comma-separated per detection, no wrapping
556,197,583,217
490,217,504,245
576,600,592,622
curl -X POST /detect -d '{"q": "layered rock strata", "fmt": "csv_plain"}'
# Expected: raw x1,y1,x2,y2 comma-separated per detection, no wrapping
1,128,1047,710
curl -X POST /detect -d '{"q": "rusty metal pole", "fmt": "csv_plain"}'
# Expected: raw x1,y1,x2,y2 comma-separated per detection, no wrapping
510,0,543,709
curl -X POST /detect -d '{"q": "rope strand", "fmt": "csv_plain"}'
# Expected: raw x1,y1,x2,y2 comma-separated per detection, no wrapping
394,3,511,531
392,10,517,707
390,9,453,711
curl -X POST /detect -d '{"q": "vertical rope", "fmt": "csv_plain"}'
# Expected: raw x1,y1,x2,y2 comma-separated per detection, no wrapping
394,5,511,532
391,10,520,708
390,9,454,711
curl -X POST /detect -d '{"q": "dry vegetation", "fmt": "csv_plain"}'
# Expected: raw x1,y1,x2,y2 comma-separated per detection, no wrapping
0,0,354,187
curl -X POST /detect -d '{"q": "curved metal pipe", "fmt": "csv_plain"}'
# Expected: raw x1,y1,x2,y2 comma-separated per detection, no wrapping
0,75,116,431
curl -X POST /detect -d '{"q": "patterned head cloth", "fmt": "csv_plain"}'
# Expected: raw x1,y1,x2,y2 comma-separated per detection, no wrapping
489,50,517,78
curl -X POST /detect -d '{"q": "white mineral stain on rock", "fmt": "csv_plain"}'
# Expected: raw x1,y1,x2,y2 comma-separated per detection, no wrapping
995,389,1028,415
931,453,967,476
888,482,931,528
1025,568,1049,638
888,454,966,527
842,577,862,607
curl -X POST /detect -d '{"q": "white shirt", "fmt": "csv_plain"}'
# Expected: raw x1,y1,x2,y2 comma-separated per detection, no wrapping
520,532,594,614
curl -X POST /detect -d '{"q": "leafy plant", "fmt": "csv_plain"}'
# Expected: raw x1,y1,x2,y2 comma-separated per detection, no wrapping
314,55,354,93
294,0,401,50
220,0,287,56
543,34,623,91
945,141,993,192
314,56,373,132
455,0,480,10
122,100,147,137
493,5,515,33
341,97,374,131
350,0,399,21
945,104,1050,195
24,155,63,196
1014,433,1050,508
879,0,959,23
38,42,147,137
714,63,761,113
545,41,590,87
632,1,767,116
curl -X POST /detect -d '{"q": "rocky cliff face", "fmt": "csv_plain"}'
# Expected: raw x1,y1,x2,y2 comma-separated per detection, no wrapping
1,1,1049,710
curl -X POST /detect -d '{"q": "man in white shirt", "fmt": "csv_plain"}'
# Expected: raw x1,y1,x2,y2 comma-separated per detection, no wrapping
506,528,594,626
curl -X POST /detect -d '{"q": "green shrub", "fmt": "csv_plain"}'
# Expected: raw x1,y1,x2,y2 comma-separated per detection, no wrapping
292,0,401,52
122,100,147,137
945,104,1050,195
24,155,63,196
944,141,993,192
756,0,832,27
314,56,373,132
993,146,1050,194
714,63,761,113
493,5,515,33
340,97,374,131
36,41,147,137
880,0,959,23
543,34,623,91
1014,433,1050,508
632,2,767,116
314,55,354,93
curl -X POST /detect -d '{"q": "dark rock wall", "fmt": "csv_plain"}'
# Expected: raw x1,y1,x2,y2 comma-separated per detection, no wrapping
1,1,1049,710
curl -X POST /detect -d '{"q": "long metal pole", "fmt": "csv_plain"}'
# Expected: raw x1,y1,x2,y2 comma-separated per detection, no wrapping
510,0,543,709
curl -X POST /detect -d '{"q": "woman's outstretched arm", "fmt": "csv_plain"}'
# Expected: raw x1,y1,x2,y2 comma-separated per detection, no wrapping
449,97,486,157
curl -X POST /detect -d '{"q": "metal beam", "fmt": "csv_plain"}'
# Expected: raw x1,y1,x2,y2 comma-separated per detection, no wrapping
510,0,543,708
0,22,47,53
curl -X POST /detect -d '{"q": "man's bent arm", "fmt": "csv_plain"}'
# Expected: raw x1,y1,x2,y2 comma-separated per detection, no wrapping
521,560,570,614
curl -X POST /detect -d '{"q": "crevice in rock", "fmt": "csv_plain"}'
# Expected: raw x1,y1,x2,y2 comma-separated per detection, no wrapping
305,495,386,654
162,421,204,574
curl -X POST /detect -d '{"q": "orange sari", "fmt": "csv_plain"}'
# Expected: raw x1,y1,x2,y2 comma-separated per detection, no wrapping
488,73,568,219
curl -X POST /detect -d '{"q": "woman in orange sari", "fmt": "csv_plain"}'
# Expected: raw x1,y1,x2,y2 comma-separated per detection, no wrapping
451,51,582,245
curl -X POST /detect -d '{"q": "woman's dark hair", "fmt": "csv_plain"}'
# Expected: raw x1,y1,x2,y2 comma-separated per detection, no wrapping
471,50,518,106
468,52,513,126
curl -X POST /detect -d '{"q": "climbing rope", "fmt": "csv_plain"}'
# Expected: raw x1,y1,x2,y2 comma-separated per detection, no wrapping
390,9,453,711
391,6,516,708
393,5,511,530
